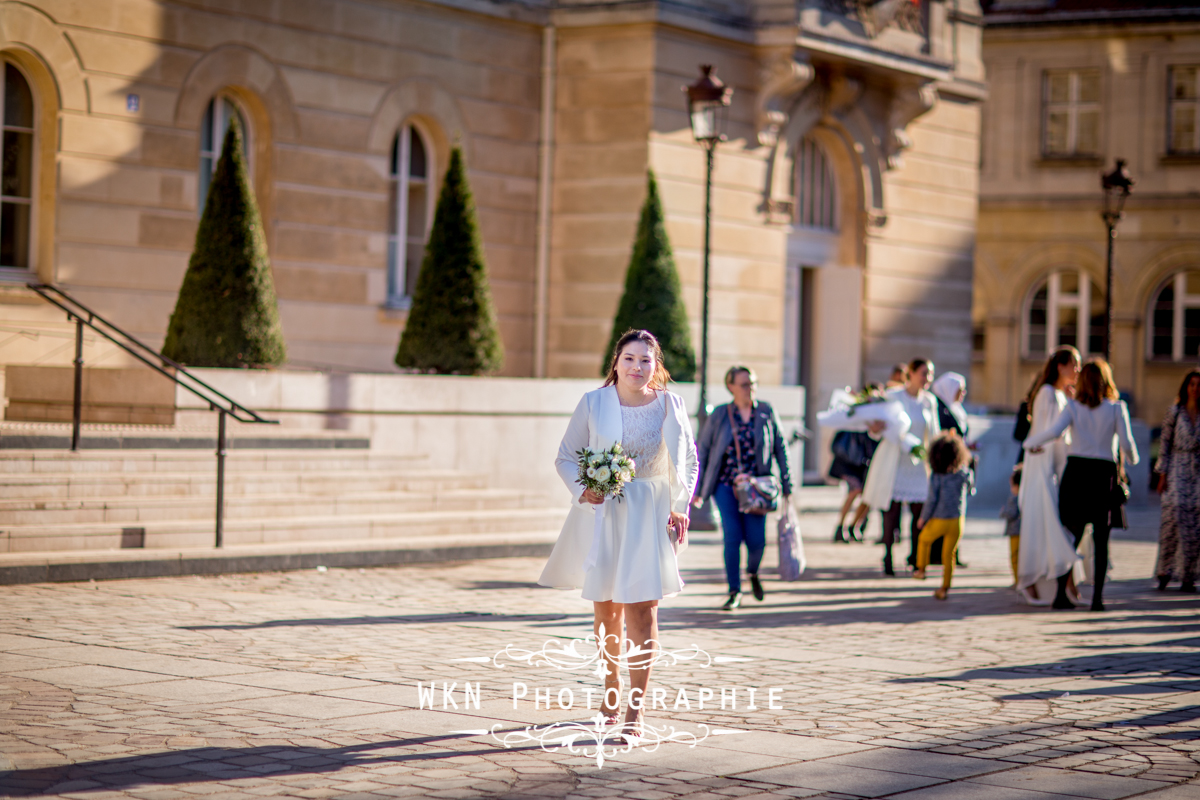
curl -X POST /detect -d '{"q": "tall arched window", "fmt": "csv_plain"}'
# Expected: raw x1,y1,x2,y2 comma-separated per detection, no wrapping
1025,270,1106,358
793,136,837,231
0,62,34,270
387,124,432,306
199,94,249,213
1148,271,1200,361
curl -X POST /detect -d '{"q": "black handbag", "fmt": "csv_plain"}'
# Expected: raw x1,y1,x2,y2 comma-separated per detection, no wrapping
728,405,780,515
1110,453,1130,529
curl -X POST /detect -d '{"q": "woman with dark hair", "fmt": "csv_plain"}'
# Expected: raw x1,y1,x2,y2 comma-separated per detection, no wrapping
1025,359,1138,611
1016,346,1081,606
863,358,939,576
540,329,699,740
693,365,794,610
1155,369,1200,592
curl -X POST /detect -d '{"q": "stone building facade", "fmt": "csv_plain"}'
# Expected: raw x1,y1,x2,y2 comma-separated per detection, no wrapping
974,0,1200,424
0,0,983,445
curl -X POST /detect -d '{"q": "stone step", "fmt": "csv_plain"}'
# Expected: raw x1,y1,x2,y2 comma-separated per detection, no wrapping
0,529,561,585
0,507,570,553
0,449,424,475
0,487,553,525
0,421,372,450
0,468,491,499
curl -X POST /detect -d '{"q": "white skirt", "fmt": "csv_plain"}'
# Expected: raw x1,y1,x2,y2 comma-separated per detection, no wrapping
542,475,684,604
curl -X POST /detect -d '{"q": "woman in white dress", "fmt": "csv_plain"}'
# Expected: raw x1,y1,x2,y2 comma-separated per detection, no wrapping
539,329,698,740
1017,346,1081,606
1024,359,1138,611
862,359,940,575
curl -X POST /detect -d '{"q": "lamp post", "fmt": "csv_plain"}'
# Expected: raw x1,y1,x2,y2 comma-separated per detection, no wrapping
1100,159,1134,364
684,64,732,433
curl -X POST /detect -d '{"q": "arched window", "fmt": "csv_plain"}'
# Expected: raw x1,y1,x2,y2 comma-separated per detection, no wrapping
199,94,249,212
793,136,837,231
1148,271,1200,361
0,62,34,270
1025,270,1106,358
387,124,432,306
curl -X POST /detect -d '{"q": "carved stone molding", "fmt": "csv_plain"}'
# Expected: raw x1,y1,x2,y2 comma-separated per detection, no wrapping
756,51,814,146
819,0,924,37
886,81,937,169
821,73,863,121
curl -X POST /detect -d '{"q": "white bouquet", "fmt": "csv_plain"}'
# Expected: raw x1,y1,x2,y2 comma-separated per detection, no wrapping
575,444,637,502
817,388,924,461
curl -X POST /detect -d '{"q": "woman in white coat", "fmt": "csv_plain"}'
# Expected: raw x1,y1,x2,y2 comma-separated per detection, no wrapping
1017,345,1081,606
539,329,698,741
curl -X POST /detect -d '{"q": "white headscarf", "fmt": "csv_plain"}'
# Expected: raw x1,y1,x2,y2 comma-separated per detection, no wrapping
931,371,968,434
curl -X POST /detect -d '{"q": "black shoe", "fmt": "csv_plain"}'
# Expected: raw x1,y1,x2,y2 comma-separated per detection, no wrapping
1182,581,1198,594
1052,597,1076,610
1157,575,1170,591
850,524,864,542
721,591,742,610
883,556,895,577
1090,601,1106,612
833,525,847,543
955,556,967,568
749,573,764,601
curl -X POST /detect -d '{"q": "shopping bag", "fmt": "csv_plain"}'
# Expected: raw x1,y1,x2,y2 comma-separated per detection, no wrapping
777,508,805,581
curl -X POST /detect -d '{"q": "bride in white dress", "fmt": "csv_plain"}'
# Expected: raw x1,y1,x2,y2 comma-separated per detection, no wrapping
1018,346,1081,605
539,329,698,740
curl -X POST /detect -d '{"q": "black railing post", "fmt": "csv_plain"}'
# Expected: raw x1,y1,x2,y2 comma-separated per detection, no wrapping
71,317,84,452
215,409,227,548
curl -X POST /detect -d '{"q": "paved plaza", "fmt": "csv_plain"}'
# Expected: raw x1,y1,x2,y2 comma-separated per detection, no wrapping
1,504,1198,800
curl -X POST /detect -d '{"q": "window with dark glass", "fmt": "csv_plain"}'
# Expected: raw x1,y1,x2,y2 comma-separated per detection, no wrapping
386,125,431,306
793,136,837,231
1,63,34,270
1025,270,1105,358
199,95,249,213
1149,271,1200,361
1169,66,1200,154
1043,69,1101,157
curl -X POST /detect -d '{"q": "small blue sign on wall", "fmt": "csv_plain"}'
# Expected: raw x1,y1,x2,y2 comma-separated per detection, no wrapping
126,93,140,113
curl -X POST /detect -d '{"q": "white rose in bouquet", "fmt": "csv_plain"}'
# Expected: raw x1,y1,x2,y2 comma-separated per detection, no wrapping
594,466,611,483
586,466,597,478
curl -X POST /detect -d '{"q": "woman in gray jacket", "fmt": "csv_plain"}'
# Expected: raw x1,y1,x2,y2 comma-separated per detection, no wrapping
693,366,794,610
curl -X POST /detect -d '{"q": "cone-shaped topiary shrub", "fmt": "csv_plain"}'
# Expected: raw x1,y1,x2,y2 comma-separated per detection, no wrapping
162,118,286,368
603,171,696,381
395,146,504,375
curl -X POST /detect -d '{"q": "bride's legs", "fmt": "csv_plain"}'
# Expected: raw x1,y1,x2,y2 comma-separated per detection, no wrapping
593,601,623,722
621,600,659,737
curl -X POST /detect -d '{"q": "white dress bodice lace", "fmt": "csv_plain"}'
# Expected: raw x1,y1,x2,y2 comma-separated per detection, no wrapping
621,394,668,479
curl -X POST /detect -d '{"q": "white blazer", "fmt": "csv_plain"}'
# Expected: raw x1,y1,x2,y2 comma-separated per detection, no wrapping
539,385,699,590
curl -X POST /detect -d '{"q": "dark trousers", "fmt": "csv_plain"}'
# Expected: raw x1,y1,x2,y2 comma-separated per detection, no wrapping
882,501,924,564
1056,522,1111,607
714,482,766,593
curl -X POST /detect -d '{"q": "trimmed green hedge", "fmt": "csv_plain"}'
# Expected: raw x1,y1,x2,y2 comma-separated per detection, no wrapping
162,119,286,368
604,171,696,381
396,147,504,375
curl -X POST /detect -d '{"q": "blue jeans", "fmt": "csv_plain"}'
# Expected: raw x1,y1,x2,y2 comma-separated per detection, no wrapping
713,482,766,593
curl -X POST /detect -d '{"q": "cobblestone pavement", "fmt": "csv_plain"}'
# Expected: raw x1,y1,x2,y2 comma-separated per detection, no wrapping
2,505,1198,800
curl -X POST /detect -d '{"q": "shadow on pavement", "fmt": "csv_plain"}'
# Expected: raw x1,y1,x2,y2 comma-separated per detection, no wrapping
179,611,568,630
0,736,543,797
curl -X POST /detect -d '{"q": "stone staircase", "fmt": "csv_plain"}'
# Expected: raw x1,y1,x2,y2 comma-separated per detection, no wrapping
0,427,568,566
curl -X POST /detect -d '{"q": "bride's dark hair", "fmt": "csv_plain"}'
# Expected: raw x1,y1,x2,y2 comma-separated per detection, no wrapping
1026,345,1081,417
603,329,671,390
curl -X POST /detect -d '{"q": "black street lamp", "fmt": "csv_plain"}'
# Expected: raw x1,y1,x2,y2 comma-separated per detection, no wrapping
1100,159,1134,363
684,64,732,433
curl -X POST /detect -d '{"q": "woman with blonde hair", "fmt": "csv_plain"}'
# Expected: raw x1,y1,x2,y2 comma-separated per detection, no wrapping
1024,358,1138,611
540,329,698,741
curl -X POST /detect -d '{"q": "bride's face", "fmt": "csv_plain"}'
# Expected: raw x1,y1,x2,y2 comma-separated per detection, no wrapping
1058,358,1081,387
617,341,655,392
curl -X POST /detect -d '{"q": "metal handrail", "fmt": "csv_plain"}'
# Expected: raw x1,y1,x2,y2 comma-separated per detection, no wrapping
25,282,279,547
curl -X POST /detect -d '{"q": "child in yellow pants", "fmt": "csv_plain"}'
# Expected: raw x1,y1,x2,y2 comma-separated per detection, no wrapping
913,432,973,599
998,466,1022,585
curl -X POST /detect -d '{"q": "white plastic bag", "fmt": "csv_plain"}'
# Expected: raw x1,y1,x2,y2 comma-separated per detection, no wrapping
777,508,805,581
